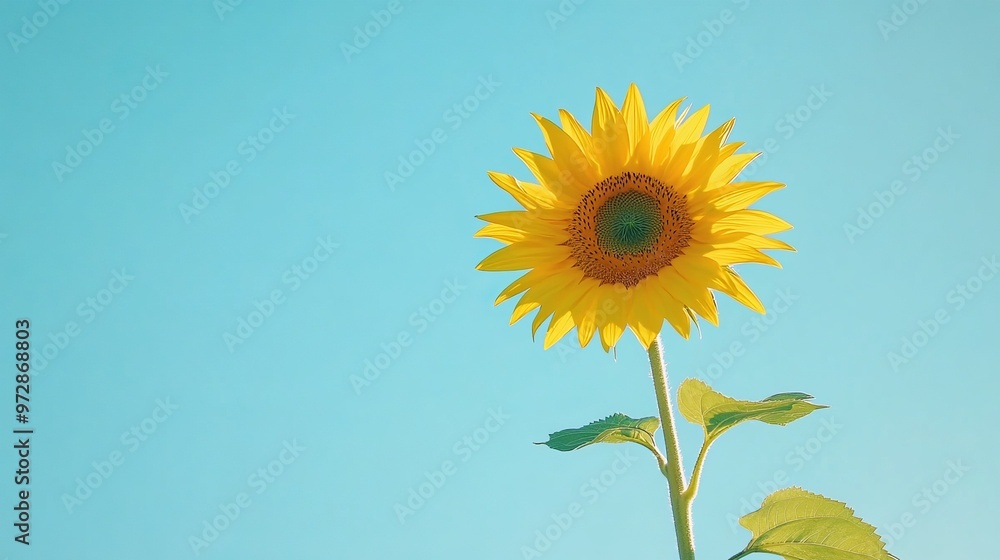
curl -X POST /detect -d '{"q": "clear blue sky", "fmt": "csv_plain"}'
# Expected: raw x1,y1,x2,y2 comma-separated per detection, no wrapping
2,1,997,559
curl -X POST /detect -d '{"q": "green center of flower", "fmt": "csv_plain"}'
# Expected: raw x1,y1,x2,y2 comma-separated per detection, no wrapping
595,191,663,255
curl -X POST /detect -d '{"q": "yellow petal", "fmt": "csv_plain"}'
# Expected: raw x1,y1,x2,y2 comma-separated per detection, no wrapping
709,267,765,314
531,307,552,338
475,214,567,243
532,114,599,192
672,105,711,149
661,140,699,187
475,223,528,244
682,119,733,178
494,263,573,305
597,286,632,350
670,254,722,286
558,108,597,161
649,97,685,164
699,210,793,236
699,245,782,268
570,282,604,347
477,244,571,271
534,280,588,343
621,83,649,156
511,295,541,325
512,148,585,200
509,268,585,325
648,281,692,339
543,310,577,349
627,281,665,348
475,210,527,227
735,233,795,252
486,171,560,210
705,152,759,190
590,87,630,175
657,267,719,325
690,181,785,214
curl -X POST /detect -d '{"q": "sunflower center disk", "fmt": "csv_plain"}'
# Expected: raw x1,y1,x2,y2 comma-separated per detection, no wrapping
567,172,694,287
595,191,663,255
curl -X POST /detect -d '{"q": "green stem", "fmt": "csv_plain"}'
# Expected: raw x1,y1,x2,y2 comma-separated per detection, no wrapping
647,336,696,560
683,438,713,502
725,551,753,560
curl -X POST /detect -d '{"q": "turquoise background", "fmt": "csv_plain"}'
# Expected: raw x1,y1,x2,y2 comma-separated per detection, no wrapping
2,1,997,558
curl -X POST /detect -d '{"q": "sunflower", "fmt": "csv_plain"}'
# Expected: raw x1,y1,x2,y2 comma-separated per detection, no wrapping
475,84,793,351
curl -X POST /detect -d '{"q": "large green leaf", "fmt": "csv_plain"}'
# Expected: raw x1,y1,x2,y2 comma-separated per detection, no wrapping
731,487,897,560
678,379,826,441
536,413,660,455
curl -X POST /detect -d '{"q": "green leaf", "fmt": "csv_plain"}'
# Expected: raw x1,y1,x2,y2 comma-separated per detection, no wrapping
536,413,660,455
732,487,897,560
678,379,826,441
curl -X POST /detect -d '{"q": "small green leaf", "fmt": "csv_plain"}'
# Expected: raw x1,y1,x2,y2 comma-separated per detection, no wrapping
678,379,826,441
536,413,660,455
763,392,814,402
732,487,897,560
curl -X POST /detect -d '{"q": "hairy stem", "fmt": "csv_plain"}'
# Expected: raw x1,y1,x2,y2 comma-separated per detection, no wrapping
647,336,696,560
